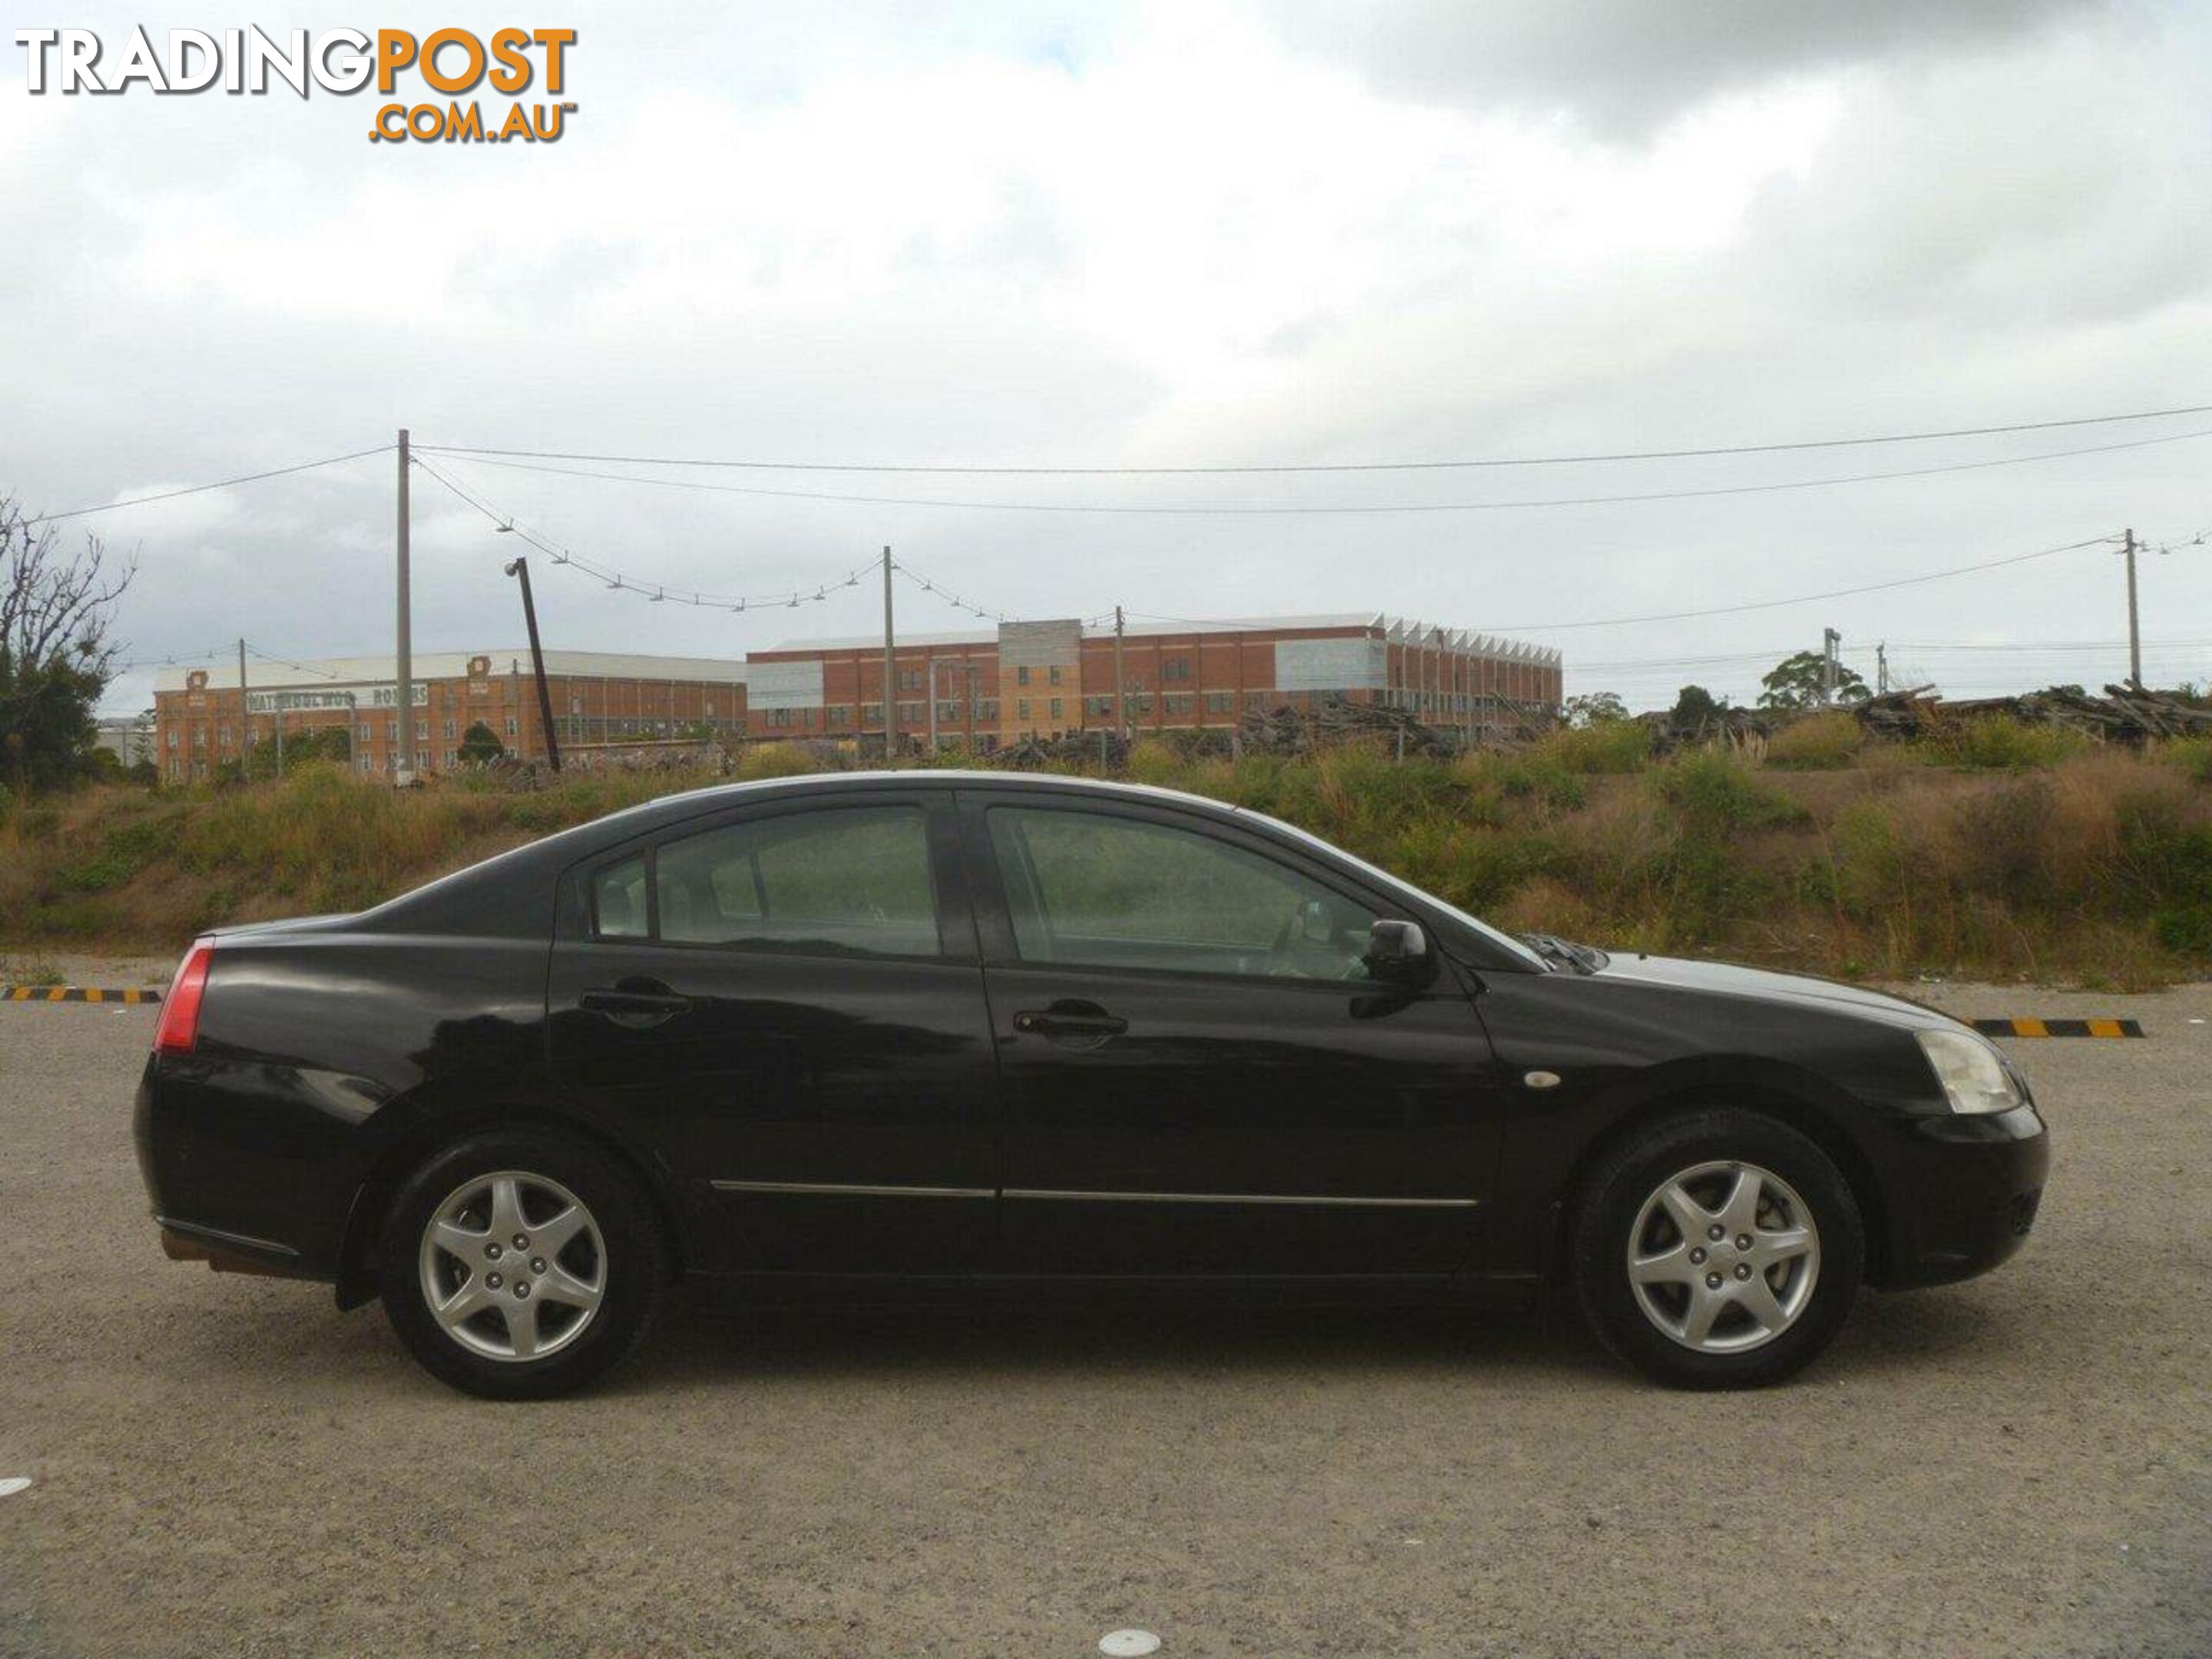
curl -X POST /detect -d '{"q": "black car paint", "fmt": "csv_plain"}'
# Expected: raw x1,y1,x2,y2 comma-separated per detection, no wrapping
134,772,2047,1315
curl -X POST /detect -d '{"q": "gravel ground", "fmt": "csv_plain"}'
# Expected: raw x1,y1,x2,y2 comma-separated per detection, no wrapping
1,965,2206,1658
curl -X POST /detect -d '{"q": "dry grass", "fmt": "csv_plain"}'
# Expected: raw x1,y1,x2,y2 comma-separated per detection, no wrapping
4,737,2210,986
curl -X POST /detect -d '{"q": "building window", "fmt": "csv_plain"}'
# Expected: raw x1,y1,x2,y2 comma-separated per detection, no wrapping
897,667,922,692
1164,657,1191,683
862,703,883,727
166,731,178,750
1048,665,1061,686
359,722,373,743
442,719,457,740
976,700,998,720
1165,694,1193,715
1016,698,1031,721
1049,697,1063,721
505,717,518,737
1130,693,1154,714
1016,666,1031,687
1085,695,1114,717
218,724,232,746
937,701,961,722
898,702,923,724
770,708,793,727
416,719,429,741
1205,691,1233,714
1244,691,1265,709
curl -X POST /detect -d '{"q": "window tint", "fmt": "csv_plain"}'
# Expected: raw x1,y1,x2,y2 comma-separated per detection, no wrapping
591,855,649,939
988,807,1376,981
651,806,939,957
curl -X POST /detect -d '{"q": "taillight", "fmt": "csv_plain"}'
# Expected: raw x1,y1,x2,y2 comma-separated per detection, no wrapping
154,939,214,1056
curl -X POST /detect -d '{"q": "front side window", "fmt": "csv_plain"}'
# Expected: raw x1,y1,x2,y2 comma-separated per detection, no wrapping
623,806,939,957
987,806,1376,982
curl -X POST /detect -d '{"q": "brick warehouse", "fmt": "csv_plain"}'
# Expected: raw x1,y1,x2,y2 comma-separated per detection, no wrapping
151,618,1560,777
151,650,750,781
744,614,1561,750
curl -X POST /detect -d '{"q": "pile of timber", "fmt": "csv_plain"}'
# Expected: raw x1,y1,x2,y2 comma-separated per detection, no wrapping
988,730,1132,770
1234,697,1468,757
1853,684,2212,742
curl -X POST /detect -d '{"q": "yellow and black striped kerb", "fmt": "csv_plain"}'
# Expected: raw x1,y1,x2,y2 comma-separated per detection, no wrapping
1971,1017,2144,1039
0,986,161,1005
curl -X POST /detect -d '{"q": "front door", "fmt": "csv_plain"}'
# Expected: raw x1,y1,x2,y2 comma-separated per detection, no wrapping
547,790,998,1275
962,793,1503,1277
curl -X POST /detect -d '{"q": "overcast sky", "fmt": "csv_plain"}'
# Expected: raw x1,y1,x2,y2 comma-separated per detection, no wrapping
6,0,2210,715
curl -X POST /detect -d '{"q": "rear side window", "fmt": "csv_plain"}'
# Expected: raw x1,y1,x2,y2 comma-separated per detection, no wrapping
591,855,650,939
647,805,940,957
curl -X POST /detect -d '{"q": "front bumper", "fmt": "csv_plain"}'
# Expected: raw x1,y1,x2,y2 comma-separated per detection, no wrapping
1873,1103,2048,1290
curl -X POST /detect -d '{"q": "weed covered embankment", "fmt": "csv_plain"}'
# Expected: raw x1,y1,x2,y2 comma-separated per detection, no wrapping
4,732,2210,986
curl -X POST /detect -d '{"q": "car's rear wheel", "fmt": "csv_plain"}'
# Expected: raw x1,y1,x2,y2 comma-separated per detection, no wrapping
377,1129,662,1399
1570,1109,1863,1389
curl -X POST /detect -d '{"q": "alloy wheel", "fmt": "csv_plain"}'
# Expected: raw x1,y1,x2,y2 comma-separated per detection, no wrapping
1625,1160,1820,1354
416,1170,608,1362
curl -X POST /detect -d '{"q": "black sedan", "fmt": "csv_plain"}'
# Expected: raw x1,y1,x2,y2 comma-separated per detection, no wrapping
135,771,2047,1398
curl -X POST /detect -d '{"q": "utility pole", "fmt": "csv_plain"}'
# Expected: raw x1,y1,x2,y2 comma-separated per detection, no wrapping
273,692,284,775
2122,527,2142,688
395,427,415,780
237,638,249,770
505,555,562,772
1876,642,1889,695
881,546,896,760
1821,628,1841,706
1113,605,1127,740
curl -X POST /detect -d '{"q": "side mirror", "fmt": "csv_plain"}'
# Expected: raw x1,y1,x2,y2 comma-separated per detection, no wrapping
1362,919,1433,986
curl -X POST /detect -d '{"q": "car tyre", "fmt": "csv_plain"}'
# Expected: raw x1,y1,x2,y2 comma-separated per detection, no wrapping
378,1128,664,1400
1570,1108,1863,1389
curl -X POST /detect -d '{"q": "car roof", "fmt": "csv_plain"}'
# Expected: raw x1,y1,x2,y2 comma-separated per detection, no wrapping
643,769,1242,822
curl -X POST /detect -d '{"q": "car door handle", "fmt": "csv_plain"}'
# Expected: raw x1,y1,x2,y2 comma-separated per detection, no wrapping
580,982,693,1023
1012,1004,1128,1040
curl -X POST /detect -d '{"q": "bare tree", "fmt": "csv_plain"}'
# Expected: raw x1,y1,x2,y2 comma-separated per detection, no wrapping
0,494,137,795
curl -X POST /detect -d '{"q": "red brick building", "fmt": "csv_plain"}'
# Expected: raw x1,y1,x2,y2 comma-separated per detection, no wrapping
744,614,1561,750
152,649,748,782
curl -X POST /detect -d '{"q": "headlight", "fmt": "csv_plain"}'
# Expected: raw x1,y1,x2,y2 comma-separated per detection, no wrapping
1916,1028,2023,1114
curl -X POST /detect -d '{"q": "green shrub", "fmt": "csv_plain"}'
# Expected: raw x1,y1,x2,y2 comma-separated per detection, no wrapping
1766,712,1865,770
1534,720,1653,775
1938,717,2090,770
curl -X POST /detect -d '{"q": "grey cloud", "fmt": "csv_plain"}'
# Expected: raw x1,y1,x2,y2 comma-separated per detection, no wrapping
1259,0,2115,135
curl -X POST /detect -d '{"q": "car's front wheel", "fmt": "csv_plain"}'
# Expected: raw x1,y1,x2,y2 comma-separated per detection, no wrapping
377,1129,663,1399
1570,1109,1863,1389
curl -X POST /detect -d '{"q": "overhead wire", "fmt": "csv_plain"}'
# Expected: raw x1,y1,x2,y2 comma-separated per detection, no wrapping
419,400,2212,476
416,429,2212,517
23,445,394,525
411,455,876,613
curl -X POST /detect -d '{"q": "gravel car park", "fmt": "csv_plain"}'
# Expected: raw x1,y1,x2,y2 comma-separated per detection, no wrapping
5,960,2207,1657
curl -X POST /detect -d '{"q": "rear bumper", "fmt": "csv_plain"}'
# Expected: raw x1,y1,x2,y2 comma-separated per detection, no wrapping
1872,1104,2048,1290
134,1058,354,1283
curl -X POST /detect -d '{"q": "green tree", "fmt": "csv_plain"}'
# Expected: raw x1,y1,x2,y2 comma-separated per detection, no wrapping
1669,684,1726,727
1759,651,1867,710
1562,690,1628,727
1,495,134,796
458,720,506,764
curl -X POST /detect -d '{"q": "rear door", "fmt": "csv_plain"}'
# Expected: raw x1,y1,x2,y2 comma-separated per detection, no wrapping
547,788,999,1275
961,790,1504,1278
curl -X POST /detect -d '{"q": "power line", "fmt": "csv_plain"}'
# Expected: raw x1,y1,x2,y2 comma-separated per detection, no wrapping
888,558,1014,624
412,455,876,611
416,429,2212,518
419,400,2212,476
1491,533,2131,631
23,446,393,525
